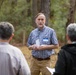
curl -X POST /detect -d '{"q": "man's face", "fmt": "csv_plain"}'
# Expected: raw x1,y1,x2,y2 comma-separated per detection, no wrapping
35,14,46,29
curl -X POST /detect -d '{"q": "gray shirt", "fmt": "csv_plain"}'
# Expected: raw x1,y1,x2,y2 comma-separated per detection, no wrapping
0,42,31,75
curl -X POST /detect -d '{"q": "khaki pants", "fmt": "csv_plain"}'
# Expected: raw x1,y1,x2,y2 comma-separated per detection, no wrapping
30,56,51,75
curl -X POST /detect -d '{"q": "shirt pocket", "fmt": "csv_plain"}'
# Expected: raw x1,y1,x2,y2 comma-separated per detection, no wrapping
42,38,49,44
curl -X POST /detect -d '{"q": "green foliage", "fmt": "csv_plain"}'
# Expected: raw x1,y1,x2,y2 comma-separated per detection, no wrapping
0,0,32,43
0,0,70,44
49,0,70,42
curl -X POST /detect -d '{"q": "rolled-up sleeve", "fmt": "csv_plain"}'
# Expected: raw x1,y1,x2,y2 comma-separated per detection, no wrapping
51,30,58,45
27,32,32,47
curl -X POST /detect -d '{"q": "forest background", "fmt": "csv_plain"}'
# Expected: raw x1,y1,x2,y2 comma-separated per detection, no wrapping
0,0,76,71
0,0,76,46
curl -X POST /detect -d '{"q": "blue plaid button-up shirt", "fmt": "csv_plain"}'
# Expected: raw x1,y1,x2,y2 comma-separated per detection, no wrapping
27,26,58,58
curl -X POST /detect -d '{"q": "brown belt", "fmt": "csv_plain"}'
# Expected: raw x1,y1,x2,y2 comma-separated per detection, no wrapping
33,56,50,61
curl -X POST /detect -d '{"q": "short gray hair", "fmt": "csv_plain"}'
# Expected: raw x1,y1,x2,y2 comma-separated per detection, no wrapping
67,23,76,41
0,22,14,40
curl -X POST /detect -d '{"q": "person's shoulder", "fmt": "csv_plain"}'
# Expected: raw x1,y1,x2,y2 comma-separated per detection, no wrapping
30,28,38,33
9,44,22,54
6,44,24,60
59,45,68,55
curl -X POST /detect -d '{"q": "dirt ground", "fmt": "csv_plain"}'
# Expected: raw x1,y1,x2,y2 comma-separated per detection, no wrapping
18,46,60,68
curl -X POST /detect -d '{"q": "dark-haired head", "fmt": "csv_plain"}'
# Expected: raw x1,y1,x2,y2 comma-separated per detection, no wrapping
0,22,14,40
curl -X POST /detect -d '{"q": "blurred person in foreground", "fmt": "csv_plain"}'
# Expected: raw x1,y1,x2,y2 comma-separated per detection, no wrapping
27,13,59,75
0,22,31,75
53,23,76,75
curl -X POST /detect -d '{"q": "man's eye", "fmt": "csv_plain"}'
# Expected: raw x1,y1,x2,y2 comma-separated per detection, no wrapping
38,19,40,20
38,19,44,20
41,19,44,20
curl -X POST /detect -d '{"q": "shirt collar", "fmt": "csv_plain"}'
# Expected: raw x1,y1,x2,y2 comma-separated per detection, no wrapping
0,42,9,45
38,25,46,31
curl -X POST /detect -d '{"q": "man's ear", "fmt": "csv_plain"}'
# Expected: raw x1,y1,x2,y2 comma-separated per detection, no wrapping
66,34,71,40
9,33,14,42
66,34,69,40
66,34,71,44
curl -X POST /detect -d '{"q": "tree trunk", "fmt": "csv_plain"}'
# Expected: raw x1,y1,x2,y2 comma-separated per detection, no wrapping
26,0,31,17
32,0,38,27
23,31,26,45
65,0,76,43
66,0,76,27
0,0,4,10
41,0,50,25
